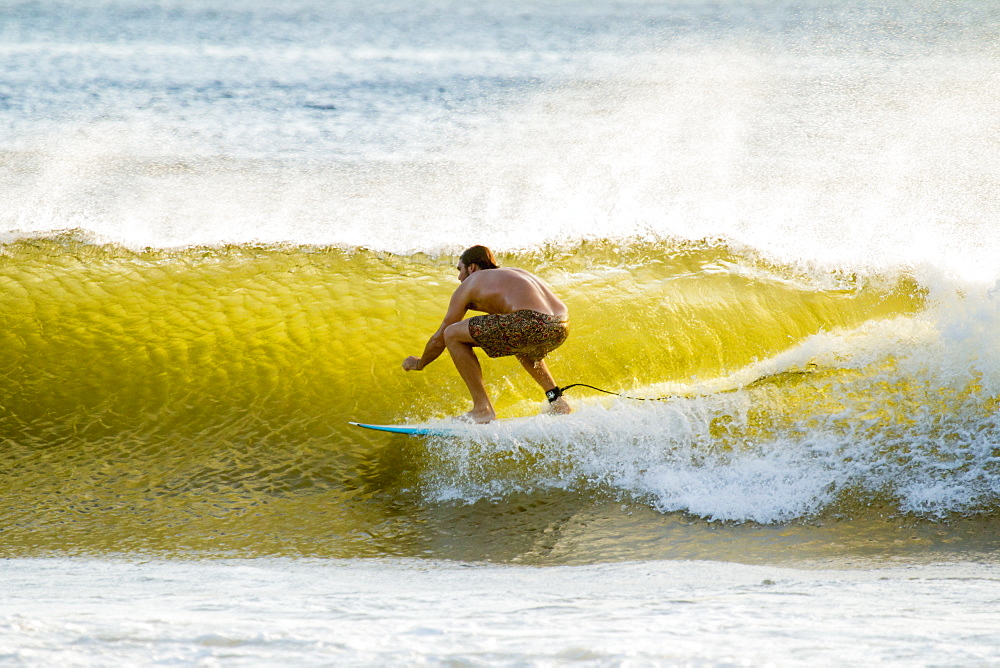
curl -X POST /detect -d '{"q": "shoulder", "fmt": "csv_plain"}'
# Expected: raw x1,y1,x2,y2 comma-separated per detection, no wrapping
492,267,533,281
468,267,521,282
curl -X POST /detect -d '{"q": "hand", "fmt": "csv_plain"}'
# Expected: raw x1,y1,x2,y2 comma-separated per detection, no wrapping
402,356,423,371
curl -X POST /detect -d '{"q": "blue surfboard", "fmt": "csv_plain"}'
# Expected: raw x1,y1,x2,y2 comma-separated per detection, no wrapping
349,421,465,436
351,416,547,437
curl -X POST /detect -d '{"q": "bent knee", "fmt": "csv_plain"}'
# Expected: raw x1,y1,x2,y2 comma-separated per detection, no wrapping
444,321,474,347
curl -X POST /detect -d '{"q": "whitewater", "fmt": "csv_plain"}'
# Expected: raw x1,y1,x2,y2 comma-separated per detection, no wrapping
2,0,1000,664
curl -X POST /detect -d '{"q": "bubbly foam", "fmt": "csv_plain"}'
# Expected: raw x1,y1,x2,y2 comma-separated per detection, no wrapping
420,297,1000,522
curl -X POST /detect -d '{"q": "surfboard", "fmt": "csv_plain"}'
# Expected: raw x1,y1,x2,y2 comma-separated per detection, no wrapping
351,415,550,437
349,421,465,436
349,417,531,436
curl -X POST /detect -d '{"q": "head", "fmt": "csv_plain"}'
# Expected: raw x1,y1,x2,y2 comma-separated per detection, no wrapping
457,245,498,281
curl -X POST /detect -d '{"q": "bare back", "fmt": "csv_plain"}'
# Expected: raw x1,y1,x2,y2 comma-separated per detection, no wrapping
403,255,572,422
460,268,567,317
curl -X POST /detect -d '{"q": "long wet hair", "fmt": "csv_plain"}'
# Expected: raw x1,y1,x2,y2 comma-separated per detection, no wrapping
460,245,499,270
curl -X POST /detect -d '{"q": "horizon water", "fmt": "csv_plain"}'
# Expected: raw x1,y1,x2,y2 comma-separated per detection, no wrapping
2,0,1000,664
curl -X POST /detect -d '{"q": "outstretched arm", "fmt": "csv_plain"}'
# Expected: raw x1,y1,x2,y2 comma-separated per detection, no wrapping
402,285,470,371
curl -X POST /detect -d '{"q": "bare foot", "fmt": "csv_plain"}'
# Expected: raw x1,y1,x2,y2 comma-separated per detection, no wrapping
548,397,572,415
458,408,496,424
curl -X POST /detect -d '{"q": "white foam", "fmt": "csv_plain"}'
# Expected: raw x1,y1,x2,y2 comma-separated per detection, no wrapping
421,295,1000,522
3,558,999,665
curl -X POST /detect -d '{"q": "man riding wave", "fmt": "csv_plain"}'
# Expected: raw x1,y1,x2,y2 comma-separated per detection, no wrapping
403,245,572,423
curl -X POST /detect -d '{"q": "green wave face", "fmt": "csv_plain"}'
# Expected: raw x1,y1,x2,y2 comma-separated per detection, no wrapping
11,234,995,562
0,236,923,432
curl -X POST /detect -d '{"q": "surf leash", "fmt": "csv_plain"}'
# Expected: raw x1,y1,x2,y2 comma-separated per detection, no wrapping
549,366,820,403
546,383,678,403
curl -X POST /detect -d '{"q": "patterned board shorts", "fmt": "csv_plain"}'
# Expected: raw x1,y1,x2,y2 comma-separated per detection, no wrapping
467,310,569,360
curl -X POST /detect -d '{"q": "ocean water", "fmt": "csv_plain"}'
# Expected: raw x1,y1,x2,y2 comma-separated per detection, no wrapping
2,0,1000,664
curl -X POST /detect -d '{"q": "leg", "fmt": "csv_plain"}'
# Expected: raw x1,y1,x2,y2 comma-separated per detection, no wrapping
444,320,496,423
515,355,572,415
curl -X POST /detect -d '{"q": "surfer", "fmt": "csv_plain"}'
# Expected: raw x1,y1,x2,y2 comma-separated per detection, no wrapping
403,245,572,423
